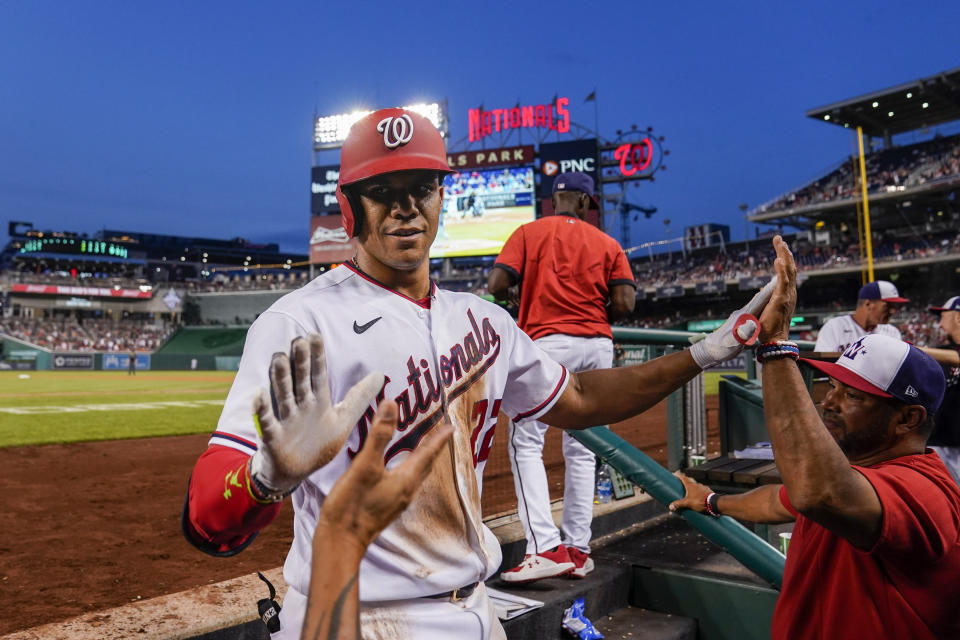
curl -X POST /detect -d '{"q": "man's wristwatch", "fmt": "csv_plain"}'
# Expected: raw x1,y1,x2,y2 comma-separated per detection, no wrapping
246,459,298,504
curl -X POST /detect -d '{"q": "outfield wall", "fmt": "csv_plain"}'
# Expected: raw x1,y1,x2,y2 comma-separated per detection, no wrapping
1,330,246,371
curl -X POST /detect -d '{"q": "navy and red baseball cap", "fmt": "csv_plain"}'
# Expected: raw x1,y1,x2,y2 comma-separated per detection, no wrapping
858,280,908,304
553,171,600,210
802,334,945,415
928,296,960,315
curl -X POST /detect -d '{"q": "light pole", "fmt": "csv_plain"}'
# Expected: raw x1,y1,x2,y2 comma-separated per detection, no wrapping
663,218,672,262
739,203,749,252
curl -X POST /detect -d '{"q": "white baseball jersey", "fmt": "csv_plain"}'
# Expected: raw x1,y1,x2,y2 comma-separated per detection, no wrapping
813,314,901,353
209,263,568,621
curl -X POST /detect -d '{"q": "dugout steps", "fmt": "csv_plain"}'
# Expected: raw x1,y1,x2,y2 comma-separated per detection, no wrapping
5,492,778,640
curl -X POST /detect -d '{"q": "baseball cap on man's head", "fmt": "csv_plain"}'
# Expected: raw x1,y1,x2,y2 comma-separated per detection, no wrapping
802,334,945,415
928,296,960,315
858,280,909,304
552,172,599,209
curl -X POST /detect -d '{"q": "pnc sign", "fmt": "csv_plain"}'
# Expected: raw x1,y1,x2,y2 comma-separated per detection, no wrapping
468,97,571,142
542,156,595,177
538,139,599,198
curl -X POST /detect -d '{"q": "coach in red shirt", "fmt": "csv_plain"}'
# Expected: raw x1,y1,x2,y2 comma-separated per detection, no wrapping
488,171,636,582
670,237,960,639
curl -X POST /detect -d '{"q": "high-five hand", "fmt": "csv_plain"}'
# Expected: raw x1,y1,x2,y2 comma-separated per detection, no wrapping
250,333,384,496
758,236,798,343
689,274,779,369
318,399,454,551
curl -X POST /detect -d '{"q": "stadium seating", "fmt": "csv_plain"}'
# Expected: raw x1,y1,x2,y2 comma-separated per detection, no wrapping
0,317,175,352
754,132,960,214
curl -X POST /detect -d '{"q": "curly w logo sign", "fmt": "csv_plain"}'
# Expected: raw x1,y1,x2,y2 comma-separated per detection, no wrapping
377,114,414,148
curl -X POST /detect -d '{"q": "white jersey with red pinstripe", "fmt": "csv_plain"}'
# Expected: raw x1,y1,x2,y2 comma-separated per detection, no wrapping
208,262,567,634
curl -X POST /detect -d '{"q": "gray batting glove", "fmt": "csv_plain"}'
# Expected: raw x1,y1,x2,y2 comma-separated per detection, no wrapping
688,276,778,370
250,333,385,496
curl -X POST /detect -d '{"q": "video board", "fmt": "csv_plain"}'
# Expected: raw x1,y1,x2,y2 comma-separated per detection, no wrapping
431,166,535,258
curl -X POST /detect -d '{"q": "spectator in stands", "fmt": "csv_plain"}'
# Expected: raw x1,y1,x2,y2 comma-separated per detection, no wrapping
813,280,906,353
920,297,960,485
670,237,960,639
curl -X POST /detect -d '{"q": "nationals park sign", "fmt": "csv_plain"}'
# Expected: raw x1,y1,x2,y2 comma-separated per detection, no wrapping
468,98,571,142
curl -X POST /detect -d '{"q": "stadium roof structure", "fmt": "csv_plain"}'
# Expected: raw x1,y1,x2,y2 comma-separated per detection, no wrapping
806,66,960,138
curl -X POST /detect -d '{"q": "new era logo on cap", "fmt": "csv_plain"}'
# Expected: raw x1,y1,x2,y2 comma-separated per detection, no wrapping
802,334,945,415
929,296,960,315
551,171,599,209
858,280,909,303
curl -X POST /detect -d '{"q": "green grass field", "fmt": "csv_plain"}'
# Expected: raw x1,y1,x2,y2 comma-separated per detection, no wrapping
0,371,236,448
0,368,736,449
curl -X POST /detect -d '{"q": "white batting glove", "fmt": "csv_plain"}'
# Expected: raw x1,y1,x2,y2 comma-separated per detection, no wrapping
688,276,778,370
249,333,384,498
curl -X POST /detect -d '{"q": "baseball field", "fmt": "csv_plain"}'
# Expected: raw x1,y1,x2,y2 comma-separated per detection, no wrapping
0,369,723,635
0,371,235,448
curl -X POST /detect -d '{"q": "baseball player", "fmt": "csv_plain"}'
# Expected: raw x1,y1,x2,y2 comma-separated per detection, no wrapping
487,171,636,582
813,280,906,353
181,107,775,639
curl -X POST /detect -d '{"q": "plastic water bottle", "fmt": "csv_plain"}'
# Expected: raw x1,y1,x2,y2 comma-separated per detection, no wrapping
596,464,613,504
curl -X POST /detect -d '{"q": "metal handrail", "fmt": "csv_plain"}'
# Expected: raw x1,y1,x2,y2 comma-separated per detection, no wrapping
570,426,785,589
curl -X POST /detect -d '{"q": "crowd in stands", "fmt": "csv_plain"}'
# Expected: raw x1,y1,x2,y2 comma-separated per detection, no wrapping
628,230,960,289
0,317,176,352
187,270,311,293
755,132,960,214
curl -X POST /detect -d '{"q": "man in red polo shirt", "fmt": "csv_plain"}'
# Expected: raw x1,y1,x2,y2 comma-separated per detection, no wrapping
488,171,637,582
670,237,960,639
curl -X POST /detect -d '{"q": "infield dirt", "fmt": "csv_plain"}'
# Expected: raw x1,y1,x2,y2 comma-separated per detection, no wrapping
0,398,719,635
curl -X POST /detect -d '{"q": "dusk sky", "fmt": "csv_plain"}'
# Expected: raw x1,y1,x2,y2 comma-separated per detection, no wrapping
2,1,958,254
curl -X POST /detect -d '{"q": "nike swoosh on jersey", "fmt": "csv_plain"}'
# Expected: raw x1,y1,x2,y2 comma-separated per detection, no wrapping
353,317,382,334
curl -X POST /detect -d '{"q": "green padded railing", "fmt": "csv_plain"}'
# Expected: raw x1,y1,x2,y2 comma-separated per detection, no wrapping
570,426,786,589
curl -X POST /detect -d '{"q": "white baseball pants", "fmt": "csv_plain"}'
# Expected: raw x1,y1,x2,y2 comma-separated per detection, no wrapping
508,334,614,554
274,582,506,640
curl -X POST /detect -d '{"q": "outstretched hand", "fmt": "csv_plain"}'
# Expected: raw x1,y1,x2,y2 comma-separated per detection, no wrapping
251,333,385,494
317,399,454,552
758,236,798,343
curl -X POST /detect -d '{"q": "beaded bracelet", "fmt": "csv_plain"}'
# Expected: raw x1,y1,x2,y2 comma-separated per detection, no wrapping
704,491,721,517
756,340,800,364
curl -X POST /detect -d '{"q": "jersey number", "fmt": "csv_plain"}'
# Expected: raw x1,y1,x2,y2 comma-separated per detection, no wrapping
470,399,501,466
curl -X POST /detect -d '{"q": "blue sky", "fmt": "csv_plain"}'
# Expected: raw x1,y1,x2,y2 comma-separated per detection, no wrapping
1,1,958,254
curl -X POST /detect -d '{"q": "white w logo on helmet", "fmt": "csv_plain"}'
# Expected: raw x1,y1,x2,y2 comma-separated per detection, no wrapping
377,114,414,149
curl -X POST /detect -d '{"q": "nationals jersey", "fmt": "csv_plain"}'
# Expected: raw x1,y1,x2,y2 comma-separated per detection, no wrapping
208,263,568,604
813,315,901,353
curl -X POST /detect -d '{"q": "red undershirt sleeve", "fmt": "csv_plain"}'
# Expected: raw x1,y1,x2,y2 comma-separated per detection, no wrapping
181,444,282,557
779,484,800,518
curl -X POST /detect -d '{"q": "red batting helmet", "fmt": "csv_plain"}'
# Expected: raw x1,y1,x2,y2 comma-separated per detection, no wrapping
336,108,452,237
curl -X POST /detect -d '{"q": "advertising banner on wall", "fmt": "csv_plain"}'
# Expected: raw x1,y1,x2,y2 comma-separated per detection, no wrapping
11,284,151,299
102,353,151,371
656,285,685,298
695,280,726,295
310,215,356,264
538,139,599,199
738,276,767,291
53,353,94,370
